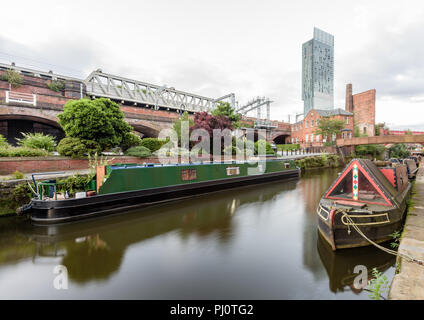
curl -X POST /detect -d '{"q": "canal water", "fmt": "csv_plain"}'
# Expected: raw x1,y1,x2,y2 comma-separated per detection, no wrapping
0,168,395,299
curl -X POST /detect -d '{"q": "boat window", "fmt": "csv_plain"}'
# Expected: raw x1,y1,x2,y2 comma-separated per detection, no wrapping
327,168,386,204
226,167,240,176
181,169,197,181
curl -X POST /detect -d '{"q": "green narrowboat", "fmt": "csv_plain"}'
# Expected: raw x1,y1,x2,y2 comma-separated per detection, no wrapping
27,159,300,224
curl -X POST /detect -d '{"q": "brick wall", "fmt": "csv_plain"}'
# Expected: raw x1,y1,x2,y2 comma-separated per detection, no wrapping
352,89,376,137
289,110,354,147
0,156,176,175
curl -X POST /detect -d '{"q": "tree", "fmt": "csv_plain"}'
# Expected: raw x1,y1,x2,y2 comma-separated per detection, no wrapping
211,102,241,128
314,118,345,144
58,98,132,150
389,144,410,159
405,129,412,135
191,112,234,135
172,111,194,145
190,112,233,151
355,144,386,159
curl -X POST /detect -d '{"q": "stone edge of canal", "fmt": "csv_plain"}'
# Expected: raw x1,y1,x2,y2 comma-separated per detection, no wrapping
389,166,424,300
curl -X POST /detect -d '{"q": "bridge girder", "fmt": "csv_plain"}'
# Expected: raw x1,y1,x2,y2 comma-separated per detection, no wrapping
85,70,233,113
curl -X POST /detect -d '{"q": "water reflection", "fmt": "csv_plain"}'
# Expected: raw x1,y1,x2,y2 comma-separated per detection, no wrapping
317,233,395,294
0,169,396,299
5,179,299,283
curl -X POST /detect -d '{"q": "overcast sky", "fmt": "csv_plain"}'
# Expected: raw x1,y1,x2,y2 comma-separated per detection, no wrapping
1,0,423,130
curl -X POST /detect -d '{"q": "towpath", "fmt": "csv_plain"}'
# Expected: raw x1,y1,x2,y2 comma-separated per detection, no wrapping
389,166,424,299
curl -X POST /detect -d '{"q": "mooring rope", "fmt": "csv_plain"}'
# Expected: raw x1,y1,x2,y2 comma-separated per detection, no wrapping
336,209,424,267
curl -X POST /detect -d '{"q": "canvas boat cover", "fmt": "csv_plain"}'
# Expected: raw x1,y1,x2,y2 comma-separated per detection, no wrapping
324,159,399,206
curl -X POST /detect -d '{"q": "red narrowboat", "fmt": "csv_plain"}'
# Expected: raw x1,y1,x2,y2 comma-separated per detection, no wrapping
317,159,411,250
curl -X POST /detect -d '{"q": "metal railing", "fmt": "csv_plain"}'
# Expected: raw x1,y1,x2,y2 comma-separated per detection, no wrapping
5,91,36,106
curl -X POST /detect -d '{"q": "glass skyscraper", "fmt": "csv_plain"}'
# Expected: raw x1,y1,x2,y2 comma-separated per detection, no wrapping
302,27,334,115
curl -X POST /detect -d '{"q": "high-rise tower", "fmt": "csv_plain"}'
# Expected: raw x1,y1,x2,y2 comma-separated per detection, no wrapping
302,27,334,115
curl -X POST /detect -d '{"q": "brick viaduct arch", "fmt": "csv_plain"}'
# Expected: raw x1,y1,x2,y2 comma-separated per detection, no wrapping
0,105,165,143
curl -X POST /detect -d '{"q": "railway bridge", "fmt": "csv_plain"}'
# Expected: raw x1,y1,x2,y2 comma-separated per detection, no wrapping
0,63,290,145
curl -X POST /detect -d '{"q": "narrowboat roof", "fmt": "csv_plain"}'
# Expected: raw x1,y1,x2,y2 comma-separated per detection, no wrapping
108,158,295,170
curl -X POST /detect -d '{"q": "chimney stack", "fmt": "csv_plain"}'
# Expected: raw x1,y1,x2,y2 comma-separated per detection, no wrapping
345,83,353,112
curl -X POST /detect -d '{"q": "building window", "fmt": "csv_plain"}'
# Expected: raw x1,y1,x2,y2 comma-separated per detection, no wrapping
181,169,197,181
363,127,367,134
316,135,320,142
345,117,349,124
305,121,308,128
291,138,294,143
311,134,314,142
305,134,308,142
311,120,314,127
316,119,319,126
226,167,240,176
348,132,352,139
296,138,299,143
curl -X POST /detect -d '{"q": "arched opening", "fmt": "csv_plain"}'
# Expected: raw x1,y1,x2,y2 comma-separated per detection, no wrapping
0,115,65,146
237,129,267,142
131,124,160,138
273,134,290,144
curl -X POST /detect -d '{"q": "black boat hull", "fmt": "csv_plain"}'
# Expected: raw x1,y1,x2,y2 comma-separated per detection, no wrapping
30,169,300,224
317,182,411,250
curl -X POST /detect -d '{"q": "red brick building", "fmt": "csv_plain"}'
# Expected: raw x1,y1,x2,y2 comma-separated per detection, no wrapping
290,108,353,146
289,83,376,147
345,84,376,137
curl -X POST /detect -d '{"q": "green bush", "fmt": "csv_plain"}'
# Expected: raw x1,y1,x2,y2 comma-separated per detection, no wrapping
58,174,90,194
389,144,410,159
12,170,25,180
0,147,9,157
254,139,275,155
233,138,254,151
0,183,34,216
47,80,65,92
16,132,56,152
0,134,8,148
1,69,23,88
121,132,142,152
0,146,50,157
58,98,132,150
140,138,168,152
355,144,386,159
277,144,300,151
125,146,152,158
57,137,102,158
223,145,241,156
295,155,340,170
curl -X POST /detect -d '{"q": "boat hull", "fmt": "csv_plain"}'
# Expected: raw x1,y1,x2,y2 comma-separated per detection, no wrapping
317,183,411,250
30,168,300,224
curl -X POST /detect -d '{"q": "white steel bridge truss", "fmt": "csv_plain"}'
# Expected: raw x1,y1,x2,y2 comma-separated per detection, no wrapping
85,70,234,113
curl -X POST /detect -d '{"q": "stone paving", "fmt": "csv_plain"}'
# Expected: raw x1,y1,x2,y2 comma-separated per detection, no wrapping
389,166,424,300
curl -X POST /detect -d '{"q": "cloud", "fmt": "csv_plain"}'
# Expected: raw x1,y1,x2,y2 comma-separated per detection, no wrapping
0,0,423,128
